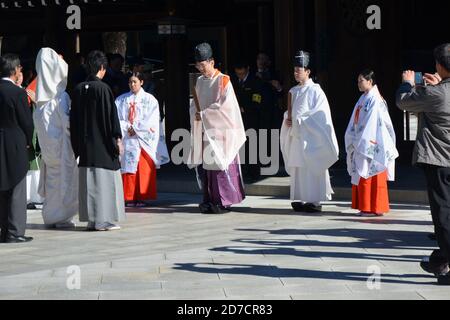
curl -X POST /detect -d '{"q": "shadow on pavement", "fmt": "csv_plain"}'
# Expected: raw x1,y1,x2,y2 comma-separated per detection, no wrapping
173,262,435,285
171,227,438,283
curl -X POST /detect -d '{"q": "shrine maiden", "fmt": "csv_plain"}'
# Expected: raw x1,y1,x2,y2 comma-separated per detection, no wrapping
115,72,169,207
345,70,398,217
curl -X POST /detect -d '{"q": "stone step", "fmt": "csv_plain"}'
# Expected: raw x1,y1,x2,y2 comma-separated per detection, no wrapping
158,177,429,205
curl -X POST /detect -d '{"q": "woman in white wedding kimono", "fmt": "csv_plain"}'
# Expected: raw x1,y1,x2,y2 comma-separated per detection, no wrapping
280,51,339,213
345,70,398,217
34,48,78,228
116,73,169,207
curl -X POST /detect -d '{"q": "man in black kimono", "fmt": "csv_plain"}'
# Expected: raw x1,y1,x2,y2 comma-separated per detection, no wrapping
0,53,34,243
70,50,126,232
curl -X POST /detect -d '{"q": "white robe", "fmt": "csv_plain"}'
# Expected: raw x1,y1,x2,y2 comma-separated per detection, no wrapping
345,85,399,186
35,48,78,225
34,93,79,224
27,170,43,204
280,79,339,203
115,89,169,174
187,70,246,172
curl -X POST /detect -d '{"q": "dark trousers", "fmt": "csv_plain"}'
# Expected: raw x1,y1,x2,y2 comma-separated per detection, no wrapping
423,165,450,265
0,177,27,239
242,111,262,181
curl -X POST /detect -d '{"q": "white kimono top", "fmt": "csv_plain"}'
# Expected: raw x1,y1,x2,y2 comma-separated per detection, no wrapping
281,79,339,176
188,70,246,171
116,89,169,174
345,85,399,185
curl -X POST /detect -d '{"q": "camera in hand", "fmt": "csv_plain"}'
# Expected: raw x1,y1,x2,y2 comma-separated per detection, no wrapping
415,72,424,85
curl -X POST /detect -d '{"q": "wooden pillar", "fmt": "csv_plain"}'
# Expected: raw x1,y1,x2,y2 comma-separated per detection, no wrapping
258,4,274,57
314,0,328,90
164,34,189,149
274,0,295,100
220,27,228,73
163,0,190,150
43,7,58,48
384,1,409,163
0,36,3,55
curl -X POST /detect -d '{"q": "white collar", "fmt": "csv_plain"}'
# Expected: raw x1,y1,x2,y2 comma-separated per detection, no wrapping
298,78,314,88
130,88,144,100
364,85,380,100
241,72,249,83
1,77,16,84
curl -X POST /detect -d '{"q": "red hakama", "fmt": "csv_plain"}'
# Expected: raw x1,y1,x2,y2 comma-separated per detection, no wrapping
122,150,157,202
352,171,390,214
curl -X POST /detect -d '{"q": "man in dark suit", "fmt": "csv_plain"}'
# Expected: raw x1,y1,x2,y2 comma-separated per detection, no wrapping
256,53,284,130
233,61,266,182
0,53,34,243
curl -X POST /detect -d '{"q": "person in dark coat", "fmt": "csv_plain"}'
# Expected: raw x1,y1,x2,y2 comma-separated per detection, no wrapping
233,61,266,182
0,53,34,243
397,43,450,286
70,50,126,232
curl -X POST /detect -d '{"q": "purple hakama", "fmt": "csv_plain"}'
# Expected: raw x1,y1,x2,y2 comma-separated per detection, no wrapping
202,157,245,207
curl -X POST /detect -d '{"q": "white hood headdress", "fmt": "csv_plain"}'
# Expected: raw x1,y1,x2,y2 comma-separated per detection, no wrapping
35,47,68,104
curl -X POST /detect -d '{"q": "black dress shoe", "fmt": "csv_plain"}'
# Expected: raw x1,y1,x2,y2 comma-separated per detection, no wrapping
304,203,322,213
27,203,37,210
199,203,213,214
4,235,33,243
291,202,305,212
220,206,232,212
438,273,450,285
420,258,449,276
210,204,227,214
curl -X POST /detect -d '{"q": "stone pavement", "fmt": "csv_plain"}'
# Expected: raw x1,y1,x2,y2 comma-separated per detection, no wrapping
157,164,430,204
0,193,449,300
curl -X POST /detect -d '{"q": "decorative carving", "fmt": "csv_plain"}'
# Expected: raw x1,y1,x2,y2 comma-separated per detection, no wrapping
102,32,127,58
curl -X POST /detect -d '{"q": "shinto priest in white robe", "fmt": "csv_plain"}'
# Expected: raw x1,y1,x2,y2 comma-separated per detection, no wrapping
34,48,78,225
281,79,339,204
345,85,399,186
187,69,247,206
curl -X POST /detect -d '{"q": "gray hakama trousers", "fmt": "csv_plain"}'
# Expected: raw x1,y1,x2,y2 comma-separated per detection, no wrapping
78,167,126,224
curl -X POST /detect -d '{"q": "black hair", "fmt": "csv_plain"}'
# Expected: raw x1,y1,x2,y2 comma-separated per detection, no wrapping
434,43,450,72
129,72,145,82
110,53,124,64
0,53,21,78
359,69,377,85
234,61,250,70
86,50,108,76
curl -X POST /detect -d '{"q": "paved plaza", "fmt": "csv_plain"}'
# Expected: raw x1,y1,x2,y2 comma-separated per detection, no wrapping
0,193,449,300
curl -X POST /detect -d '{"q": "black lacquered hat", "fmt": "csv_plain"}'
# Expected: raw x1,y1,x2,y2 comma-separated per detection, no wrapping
294,50,310,68
195,43,213,62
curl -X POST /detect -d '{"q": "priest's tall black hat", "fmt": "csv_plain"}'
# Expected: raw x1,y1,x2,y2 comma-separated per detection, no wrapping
195,43,213,62
294,50,311,69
